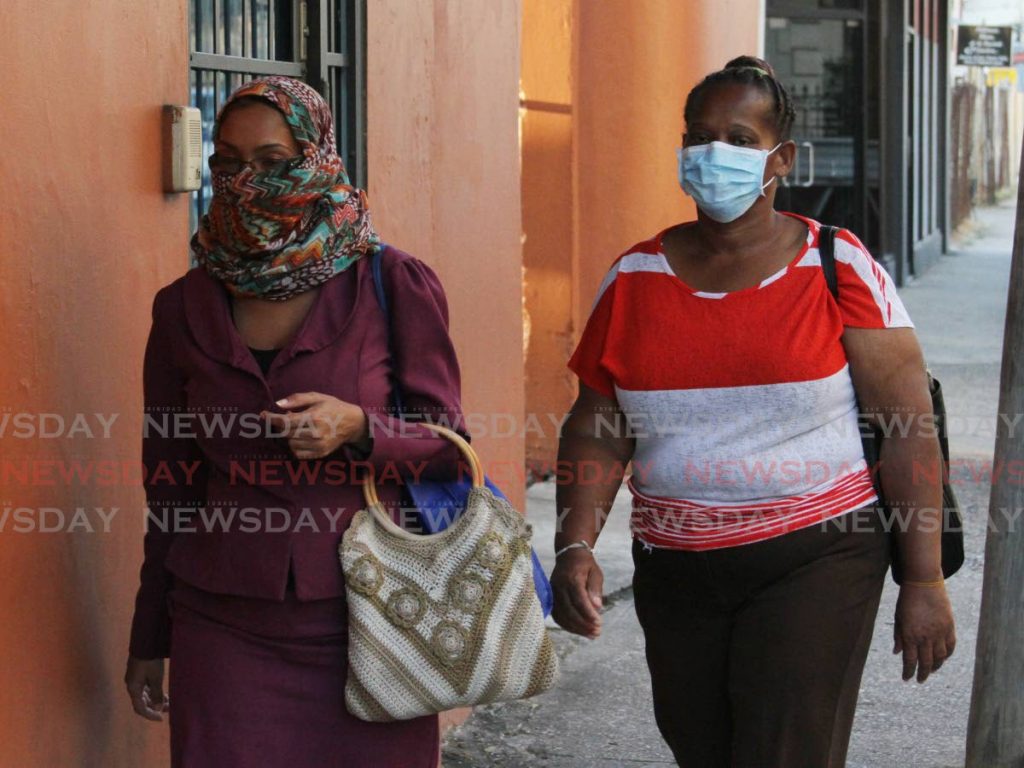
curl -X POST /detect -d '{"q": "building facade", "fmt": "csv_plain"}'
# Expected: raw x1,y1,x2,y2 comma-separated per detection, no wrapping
0,0,963,762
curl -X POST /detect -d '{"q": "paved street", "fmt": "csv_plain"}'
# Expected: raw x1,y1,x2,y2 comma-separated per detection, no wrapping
442,201,1017,768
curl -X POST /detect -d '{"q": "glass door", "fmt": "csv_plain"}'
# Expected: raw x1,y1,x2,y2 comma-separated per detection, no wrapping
766,8,876,246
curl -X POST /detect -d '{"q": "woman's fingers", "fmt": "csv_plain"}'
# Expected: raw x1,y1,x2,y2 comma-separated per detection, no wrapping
551,559,604,638
569,572,601,628
276,391,327,409
126,675,166,721
263,410,320,438
125,657,168,722
901,641,918,682
553,586,591,636
931,639,949,673
262,398,361,454
895,586,955,684
127,681,160,721
141,685,170,717
916,643,934,683
288,437,328,457
585,562,604,613
900,635,954,683
552,579,594,636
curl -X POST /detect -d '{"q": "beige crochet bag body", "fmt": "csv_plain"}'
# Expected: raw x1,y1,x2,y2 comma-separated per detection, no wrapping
338,423,560,722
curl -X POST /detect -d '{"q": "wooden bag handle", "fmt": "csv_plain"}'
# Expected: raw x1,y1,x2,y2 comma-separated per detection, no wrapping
362,423,485,510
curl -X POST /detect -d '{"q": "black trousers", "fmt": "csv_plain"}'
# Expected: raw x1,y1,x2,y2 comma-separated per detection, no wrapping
632,506,890,768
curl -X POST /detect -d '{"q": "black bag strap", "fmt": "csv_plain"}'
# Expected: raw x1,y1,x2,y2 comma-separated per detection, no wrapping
820,224,878,457
816,223,964,581
819,224,840,300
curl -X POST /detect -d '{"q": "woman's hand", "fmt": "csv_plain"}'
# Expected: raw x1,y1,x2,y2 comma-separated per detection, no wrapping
261,392,370,459
551,549,604,639
125,655,169,722
893,584,956,683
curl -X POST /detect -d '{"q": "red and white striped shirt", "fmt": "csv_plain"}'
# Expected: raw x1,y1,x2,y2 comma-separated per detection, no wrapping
567,213,913,551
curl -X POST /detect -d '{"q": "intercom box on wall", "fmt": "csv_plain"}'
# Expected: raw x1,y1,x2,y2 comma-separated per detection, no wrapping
162,105,203,193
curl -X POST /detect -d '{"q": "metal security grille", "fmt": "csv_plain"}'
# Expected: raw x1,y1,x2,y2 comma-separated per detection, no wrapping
188,0,365,232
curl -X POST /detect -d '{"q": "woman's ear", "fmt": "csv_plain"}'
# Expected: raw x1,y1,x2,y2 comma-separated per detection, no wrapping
771,140,797,180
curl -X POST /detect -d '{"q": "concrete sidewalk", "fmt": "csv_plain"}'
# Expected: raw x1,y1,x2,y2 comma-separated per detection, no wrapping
442,201,1017,767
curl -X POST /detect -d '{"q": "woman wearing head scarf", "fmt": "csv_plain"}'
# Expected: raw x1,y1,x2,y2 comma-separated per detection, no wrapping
124,76,463,767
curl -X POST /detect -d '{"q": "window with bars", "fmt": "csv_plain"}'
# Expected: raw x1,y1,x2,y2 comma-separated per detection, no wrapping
188,0,365,233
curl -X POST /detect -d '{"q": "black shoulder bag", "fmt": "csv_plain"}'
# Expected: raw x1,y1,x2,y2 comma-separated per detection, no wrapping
819,225,965,585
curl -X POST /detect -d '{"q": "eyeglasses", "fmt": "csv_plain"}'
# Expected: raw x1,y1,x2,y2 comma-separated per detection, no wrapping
208,153,305,176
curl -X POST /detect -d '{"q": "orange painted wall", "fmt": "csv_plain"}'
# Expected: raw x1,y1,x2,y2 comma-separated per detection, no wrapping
367,0,526,510
0,0,189,765
521,0,764,469
521,0,576,475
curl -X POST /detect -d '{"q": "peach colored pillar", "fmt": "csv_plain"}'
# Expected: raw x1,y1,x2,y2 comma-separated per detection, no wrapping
521,0,578,474
367,0,526,509
0,0,189,765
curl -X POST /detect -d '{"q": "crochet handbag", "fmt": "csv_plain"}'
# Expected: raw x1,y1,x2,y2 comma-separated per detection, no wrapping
369,245,554,617
819,225,964,585
338,422,560,722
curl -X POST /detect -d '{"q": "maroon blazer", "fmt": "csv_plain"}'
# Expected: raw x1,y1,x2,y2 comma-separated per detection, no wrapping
128,246,465,659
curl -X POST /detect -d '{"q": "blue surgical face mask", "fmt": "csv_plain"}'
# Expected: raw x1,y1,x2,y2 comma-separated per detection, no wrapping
676,141,782,223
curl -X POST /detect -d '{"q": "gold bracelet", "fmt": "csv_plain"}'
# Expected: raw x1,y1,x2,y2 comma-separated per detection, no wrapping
902,578,945,588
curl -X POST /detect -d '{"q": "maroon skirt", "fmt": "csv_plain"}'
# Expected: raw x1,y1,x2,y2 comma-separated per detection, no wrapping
167,579,439,768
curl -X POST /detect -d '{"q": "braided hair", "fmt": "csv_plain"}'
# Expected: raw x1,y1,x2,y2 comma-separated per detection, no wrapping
684,56,796,142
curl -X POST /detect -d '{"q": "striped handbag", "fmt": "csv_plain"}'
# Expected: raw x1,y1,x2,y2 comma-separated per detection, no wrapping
338,423,560,722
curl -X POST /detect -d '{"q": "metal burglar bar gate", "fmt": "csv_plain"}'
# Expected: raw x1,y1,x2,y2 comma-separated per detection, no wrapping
188,0,366,232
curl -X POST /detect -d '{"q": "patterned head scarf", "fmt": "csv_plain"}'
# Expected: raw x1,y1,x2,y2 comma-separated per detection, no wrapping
191,76,379,300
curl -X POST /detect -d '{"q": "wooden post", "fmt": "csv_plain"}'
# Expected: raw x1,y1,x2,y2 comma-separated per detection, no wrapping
984,86,997,205
965,129,1024,767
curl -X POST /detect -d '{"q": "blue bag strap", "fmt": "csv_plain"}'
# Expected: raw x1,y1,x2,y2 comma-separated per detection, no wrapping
371,245,553,617
371,245,389,314
370,245,406,415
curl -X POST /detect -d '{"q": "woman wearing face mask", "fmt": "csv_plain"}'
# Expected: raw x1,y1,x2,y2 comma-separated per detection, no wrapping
551,56,955,767
123,77,464,767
